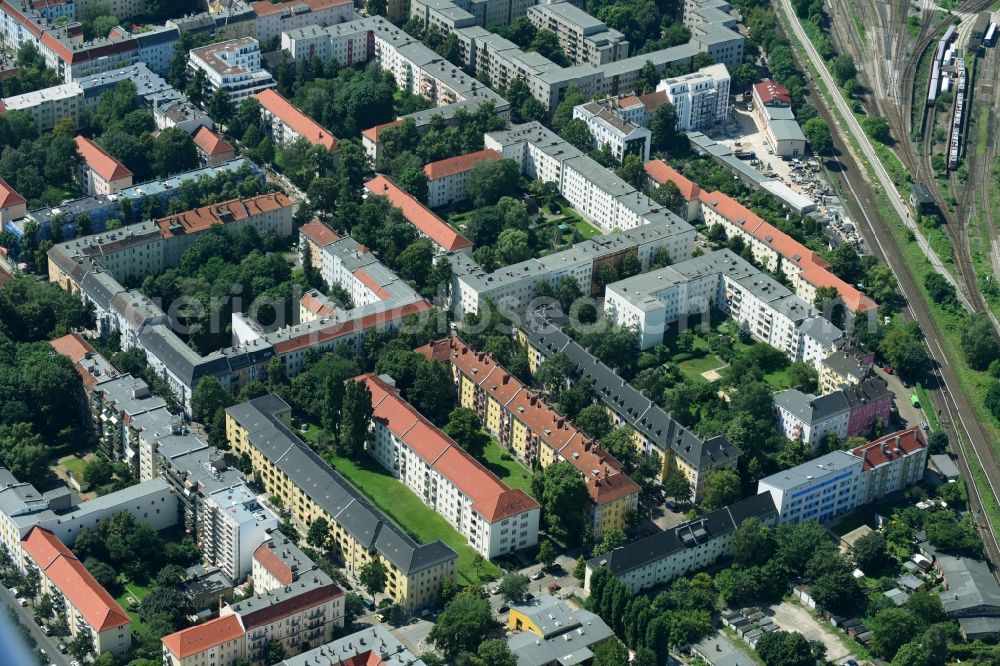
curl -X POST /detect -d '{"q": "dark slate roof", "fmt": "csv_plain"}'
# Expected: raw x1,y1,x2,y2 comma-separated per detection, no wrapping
226,396,457,575
521,308,739,471
80,269,124,311
937,554,1000,616
842,376,892,409
587,493,777,577
773,388,850,424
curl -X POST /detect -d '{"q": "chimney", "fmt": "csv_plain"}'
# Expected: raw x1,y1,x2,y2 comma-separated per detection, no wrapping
557,418,564,428
503,374,510,384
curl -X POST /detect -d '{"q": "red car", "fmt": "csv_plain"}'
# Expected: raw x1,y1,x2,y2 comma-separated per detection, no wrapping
884,366,894,375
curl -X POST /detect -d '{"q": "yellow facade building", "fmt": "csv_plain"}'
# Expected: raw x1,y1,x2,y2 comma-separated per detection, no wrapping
420,337,639,539
225,394,457,610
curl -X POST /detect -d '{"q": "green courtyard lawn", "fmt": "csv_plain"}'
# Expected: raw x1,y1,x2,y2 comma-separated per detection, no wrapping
302,426,502,587
481,439,535,497
677,354,729,382
764,365,798,392
115,579,152,626
57,454,90,480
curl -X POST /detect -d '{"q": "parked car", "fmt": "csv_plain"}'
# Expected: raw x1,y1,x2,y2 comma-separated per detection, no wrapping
666,500,679,512
498,604,509,613
17,597,27,606
530,571,544,581
547,583,560,592
57,644,66,654
8,587,17,596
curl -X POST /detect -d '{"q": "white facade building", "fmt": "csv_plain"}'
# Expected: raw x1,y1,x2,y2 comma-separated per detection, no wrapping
525,2,629,66
188,37,277,101
604,249,844,365
362,373,540,558
757,451,863,524
199,485,279,582
656,63,730,130
773,388,850,447
572,101,651,161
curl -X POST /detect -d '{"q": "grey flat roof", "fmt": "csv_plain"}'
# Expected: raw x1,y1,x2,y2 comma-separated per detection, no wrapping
773,388,850,424
278,626,425,665
938,554,1000,615
757,451,860,492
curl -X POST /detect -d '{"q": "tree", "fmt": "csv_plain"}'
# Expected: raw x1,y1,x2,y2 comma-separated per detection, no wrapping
155,564,187,589
138,587,191,625
560,117,594,151
573,555,587,581
467,159,522,207
755,630,814,666
649,102,682,152
366,0,388,15
83,457,114,487
428,591,495,658
69,630,94,661
307,516,332,551
208,88,234,125
852,530,888,571
153,127,198,177
731,516,776,567
803,117,833,155
880,322,929,380
338,380,373,457
397,239,434,287
81,557,117,589
471,639,517,666
871,608,923,659
592,639,629,666
574,404,612,440
397,167,429,203
862,115,892,144
442,407,489,458
263,641,287,665
960,314,1000,371
662,471,691,502
905,590,946,626
592,528,627,556
651,181,684,212
892,641,931,666
495,228,532,265
497,573,529,601
701,468,741,511
532,462,589,543
191,376,230,422
359,558,388,596
831,54,857,85
615,154,647,188
536,540,557,569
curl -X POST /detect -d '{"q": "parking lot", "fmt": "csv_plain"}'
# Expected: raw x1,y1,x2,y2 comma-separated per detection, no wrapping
767,600,856,663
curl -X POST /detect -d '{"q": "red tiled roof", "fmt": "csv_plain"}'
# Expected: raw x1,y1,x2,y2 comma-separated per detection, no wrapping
417,337,640,506
360,373,540,522
300,291,336,317
49,332,96,364
155,193,293,239
617,94,642,108
365,175,472,252
361,120,403,143
272,300,430,354
21,527,130,632
74,135,132,183
298,219,341,247
253,542,294,585
754,79,792,106
638,90,668,113
644,160,701,200
239,583,343,630
0,177,26,209
251,0,351,16
423,149,500,180
255,89,337,151
192,126,235,158
851,427,926,471
162,614,245,659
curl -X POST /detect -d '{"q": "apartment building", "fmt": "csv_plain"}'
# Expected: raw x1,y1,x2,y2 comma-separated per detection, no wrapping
656,63,730,130
819,349,871,394
189,37,277,101
21,527,132,656
758,427,927,523
192,125,236,167
74,135,133,196
525,2,628,66
422,148,500,209
583,493,778,594
365,174,473,253
774,376,892,447
518,308,740,501
758,451,863,524
12,159,260,241
852,428,928,505
604,249,844,366
0,177,26,224
361,373,540,558
255,88,338,154
644,159,878,317
506,595,615,664
225,395,458,609
0,2,179,82
682,0,744,68
163,531,345,666
250,0,355,43
751,79,807,156
419,336,639,539
277,627,427,665
199,485,278,582
0,81,82,132
573,101,651,161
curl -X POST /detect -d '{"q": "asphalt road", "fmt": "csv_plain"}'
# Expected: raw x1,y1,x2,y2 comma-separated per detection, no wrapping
0,586,71,666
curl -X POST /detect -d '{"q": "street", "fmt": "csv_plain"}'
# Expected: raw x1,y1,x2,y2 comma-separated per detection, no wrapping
0,586,70,666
